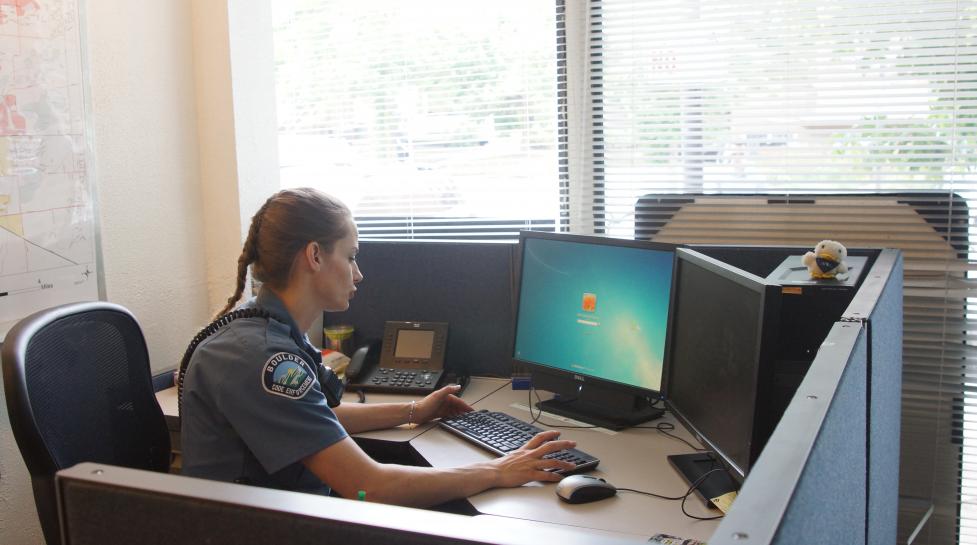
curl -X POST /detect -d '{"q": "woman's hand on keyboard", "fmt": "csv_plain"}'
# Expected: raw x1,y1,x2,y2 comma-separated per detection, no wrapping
489,430,577,487
415,384,472,424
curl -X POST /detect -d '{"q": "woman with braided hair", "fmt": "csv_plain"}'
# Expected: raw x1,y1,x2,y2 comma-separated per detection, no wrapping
180,187,576,506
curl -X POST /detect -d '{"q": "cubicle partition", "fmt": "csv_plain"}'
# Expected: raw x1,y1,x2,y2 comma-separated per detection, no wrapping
859,250,904,545
324,241,517,377
55,242,902,544
55,462,643,545
691,248,901,545
635,192,958,543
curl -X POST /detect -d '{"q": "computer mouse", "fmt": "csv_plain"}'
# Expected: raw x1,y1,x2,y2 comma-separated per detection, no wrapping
555,474,617,504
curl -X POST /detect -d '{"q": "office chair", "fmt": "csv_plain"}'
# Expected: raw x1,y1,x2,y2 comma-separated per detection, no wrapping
2,301,171,545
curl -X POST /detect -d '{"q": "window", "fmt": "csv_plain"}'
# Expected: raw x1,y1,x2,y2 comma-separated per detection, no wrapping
273,0,563,240
271,1,977,542
586,1,977,544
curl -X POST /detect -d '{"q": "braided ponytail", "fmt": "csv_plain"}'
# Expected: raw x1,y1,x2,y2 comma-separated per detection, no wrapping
214,188,351,319
214,200,271,319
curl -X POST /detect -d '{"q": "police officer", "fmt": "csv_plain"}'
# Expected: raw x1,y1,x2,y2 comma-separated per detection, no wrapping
180,188,576,507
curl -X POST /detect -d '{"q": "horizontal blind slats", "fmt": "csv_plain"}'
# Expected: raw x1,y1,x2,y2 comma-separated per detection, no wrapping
591,1,976,543
274,0,562,241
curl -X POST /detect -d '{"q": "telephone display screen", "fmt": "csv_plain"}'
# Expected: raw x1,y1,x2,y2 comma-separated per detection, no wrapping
394,329,435,359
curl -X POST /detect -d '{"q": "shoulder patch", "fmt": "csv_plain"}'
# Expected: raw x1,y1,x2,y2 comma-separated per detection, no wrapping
262,352,316,399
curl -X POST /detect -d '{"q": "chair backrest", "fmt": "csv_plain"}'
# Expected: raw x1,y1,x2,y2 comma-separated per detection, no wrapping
2,301,171,545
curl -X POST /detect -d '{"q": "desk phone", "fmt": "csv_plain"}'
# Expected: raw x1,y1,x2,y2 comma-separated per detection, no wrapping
345,321,449,395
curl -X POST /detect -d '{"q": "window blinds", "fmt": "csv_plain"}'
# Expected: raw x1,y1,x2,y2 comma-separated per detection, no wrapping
585,1,977,543
273,1,976,541
272,0,563,241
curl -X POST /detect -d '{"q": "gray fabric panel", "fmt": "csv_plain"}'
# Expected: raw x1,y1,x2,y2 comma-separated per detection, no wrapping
773,333,868,545
867,255,903,545
323,241,517,376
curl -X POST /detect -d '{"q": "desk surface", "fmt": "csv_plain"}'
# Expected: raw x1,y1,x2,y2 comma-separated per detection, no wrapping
409,379,719,541
157,378,719,542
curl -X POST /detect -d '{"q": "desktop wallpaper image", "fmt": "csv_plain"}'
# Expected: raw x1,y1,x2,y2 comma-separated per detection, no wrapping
515,238,674,392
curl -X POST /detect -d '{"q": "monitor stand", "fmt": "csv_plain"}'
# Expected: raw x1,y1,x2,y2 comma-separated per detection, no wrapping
667,453,739,507
535,396,664,431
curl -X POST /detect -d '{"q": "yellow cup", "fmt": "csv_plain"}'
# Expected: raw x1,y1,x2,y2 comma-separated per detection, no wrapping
323,324,355,355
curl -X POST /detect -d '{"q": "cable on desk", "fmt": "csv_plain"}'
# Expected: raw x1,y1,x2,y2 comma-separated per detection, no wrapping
617,467,727,521
678,468,727,521
634,421,707,452
470,377,512,405
525,386,722,520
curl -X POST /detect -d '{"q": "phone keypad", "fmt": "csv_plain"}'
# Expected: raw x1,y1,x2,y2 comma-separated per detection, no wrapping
353,368,443,393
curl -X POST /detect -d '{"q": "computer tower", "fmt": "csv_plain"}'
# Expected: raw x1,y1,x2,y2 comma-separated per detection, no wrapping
765,255,868,420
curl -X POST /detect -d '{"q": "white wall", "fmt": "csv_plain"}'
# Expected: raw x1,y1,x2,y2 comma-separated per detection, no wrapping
0,1,242,543
90,0,212,371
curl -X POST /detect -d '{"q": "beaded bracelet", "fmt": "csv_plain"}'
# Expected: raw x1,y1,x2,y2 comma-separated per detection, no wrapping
408,400,416,428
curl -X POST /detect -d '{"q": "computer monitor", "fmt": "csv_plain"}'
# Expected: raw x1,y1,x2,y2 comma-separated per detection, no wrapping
512,231,677,430
664,248,781,502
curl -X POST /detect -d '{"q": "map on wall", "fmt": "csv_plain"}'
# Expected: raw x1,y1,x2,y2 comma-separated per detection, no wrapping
0,0,99,329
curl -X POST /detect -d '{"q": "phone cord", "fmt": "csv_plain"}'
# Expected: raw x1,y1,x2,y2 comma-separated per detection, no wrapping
177,308,272,422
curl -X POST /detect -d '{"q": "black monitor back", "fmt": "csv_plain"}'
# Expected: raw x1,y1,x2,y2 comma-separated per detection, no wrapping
665,249,782,480
324,241,518,377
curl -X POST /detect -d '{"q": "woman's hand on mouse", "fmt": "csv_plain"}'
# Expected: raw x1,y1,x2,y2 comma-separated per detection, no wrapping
414,384,472,424
489,430,577,487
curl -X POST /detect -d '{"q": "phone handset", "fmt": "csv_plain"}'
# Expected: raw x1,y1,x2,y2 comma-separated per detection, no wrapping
345,340,381,383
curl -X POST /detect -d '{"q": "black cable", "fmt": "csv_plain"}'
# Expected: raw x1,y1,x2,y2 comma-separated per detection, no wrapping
524,386,723,520
615,487,687,501
462,381,726,521
633,421,707,452
177,308,272,418
528,386,541,425
679,468,727,521
473,378,512,405
617,467,728,521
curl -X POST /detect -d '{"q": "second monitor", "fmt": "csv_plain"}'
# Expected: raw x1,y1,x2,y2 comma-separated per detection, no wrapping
513,231,677,429
665,248,782,502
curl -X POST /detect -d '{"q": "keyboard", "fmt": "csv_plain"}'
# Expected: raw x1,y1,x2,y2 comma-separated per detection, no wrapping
438,410,599,474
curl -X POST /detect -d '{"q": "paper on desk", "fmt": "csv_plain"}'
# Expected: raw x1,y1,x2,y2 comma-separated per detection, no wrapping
710,490,737,514
648,534,706,545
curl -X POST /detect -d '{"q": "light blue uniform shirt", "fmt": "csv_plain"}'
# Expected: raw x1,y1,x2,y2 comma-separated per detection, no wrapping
181,288,348,494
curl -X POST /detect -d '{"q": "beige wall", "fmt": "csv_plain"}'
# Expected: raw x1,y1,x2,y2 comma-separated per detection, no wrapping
0,1,248,543
91,0,214,371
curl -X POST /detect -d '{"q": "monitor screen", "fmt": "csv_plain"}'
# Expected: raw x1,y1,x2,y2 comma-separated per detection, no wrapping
665,248,780,481
513,232,676,395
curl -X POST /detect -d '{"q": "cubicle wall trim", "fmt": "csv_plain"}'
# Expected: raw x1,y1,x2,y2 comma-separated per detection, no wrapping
841,249,900,324
834,248,903,545
55,463,647,545
840,249,901,545
708,322,866,545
